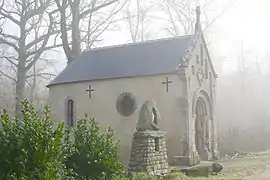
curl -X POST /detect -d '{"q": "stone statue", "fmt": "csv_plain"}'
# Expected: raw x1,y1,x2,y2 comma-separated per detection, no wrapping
136,100,161,131
129,100,169,175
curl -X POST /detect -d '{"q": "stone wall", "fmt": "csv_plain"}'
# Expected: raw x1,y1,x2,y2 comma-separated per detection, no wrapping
129,130,169,175
49,73,186,165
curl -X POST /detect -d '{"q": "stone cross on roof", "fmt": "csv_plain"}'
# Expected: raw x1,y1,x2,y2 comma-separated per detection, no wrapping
195,6,202,32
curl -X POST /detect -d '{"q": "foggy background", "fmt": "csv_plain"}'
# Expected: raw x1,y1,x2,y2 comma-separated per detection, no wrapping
0,0,270,156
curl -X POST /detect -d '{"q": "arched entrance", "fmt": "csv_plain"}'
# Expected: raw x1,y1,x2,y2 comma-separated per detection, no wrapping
193,90,213,161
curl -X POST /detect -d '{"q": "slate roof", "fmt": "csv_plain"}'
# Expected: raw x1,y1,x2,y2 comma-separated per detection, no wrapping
48,35,193,87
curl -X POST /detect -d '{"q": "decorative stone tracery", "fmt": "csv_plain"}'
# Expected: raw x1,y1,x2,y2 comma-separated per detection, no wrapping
191,89,216,163
197,68,205,85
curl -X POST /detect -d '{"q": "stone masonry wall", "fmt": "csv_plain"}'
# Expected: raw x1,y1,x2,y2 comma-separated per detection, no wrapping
129,130,169,175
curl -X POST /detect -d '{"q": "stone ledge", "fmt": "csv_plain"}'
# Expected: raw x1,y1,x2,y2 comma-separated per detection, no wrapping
133,130,166,138
173,156,190,166
171,162,212,177
182,163,211,177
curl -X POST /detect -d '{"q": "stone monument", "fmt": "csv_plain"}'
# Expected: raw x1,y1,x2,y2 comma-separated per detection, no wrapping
128,100,169,175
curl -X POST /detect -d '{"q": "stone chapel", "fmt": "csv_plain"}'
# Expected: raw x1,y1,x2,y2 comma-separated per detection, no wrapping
47,6,218,166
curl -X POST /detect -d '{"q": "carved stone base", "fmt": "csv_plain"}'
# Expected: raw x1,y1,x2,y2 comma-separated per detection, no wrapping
212,149,219,160
174,148,215,167
173,150,200,167
200,148,212,161
128,130,169,175
190,150,200,166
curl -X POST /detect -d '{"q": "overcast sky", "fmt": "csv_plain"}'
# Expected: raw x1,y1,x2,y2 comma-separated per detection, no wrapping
209,0,270,74
49,0,270,77
102,0,270,74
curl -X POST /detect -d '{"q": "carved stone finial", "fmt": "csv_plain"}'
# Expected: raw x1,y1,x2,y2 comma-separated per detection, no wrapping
195,6,202,33
196,6,201,21
136,100,161,131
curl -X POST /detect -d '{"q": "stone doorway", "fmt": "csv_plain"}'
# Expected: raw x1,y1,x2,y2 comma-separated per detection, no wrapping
194,97,211,161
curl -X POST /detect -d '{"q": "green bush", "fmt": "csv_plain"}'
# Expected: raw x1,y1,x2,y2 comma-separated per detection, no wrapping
64,114,127,180
0,100,66,180
0,100,127,180
0,100,190,180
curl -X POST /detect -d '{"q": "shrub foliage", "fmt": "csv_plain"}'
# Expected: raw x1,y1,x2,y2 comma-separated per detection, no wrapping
65,115,127,179
0,100,126,180
0,100,187,180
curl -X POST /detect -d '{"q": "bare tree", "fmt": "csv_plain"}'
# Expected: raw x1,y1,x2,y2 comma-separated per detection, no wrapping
0,54,15,112
26,22,56,104
154,0,237,36
54,0,126,65
0,0,60,118
124,0,153,42
0,76,15,112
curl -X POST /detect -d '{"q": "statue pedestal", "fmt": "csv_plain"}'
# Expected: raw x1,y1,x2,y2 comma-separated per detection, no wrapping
128,130,169,175
200,148,212,161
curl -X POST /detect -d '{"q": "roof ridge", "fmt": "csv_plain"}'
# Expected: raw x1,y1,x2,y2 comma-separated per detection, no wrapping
83,34,193,53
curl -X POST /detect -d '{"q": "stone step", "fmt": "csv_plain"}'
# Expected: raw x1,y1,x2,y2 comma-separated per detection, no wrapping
173,156,190,166
182,165,210,177
171,161,213,177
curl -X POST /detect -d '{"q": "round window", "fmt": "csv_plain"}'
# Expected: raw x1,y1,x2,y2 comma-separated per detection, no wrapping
116,92,136,117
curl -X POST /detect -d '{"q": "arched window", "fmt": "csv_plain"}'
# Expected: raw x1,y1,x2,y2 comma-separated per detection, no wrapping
67,99,74,126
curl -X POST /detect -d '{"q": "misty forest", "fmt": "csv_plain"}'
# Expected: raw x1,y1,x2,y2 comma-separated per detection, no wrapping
0,0,270,179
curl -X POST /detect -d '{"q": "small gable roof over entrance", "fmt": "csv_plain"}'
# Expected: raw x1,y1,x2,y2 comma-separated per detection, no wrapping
48,35,192,87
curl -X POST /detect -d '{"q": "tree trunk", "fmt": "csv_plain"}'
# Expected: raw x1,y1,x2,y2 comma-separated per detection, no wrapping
15,62,26,119
30,63,37,103
15,18,27,119
69,0,81,64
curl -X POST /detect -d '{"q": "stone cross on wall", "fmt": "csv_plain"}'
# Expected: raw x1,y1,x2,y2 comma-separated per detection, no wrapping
162,77,172,92
85,85,95,99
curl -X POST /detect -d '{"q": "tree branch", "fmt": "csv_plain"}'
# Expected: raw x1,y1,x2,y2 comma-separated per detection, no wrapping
24,0,51,19
0,31,20,41
203,0,238,31
0,56,18,67
25,29,62,50
0,37,19,52
26,72,55,79
79,0,118,19
54,0,72,61
0,0,20,26
0,70,16,82
25,10,59,71
26,43,63,59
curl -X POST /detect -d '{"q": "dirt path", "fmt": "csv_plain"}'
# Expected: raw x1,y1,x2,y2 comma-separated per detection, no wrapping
215,151,270,179
245,166,270,180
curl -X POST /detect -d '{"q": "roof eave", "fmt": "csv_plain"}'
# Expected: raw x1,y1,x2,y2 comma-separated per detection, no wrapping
46,71,180,88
